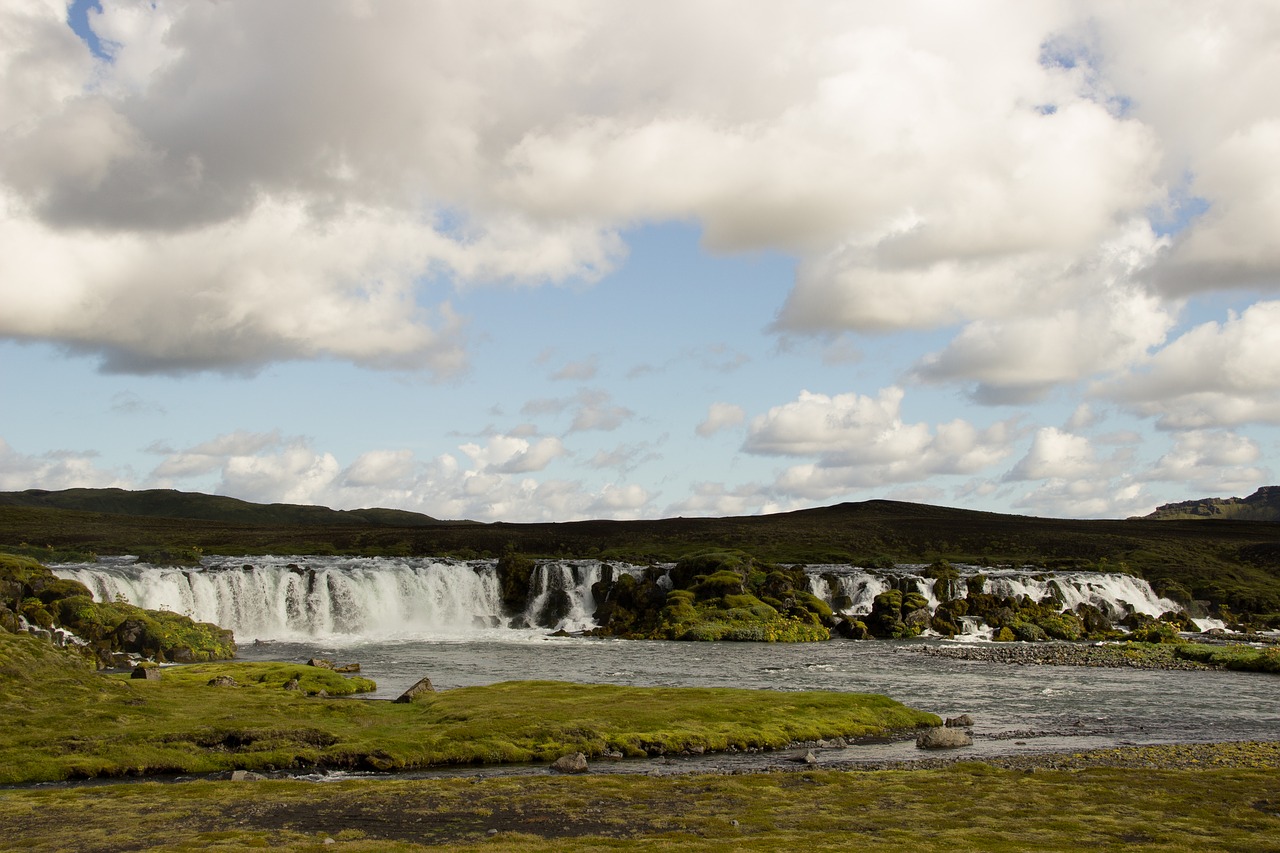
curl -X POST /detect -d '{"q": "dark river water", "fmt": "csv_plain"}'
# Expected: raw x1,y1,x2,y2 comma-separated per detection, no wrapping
237,632,1279,769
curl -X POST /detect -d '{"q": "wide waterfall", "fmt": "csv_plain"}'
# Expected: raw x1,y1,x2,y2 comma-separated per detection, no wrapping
53,556,1203,641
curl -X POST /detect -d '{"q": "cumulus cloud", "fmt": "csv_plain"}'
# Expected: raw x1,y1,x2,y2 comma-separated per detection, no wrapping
0,437,130,491
696,403,745,437
1143,430,1267,493
552,357,599,381
135,429,651,522
4,1,1276,388
744,387,1016,499
1003,427,1126,482
1096,300,1280,428
664,482,788,519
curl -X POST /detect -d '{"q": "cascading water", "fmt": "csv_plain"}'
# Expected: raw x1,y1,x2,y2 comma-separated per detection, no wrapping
53,556,1211,641
56,556,508,641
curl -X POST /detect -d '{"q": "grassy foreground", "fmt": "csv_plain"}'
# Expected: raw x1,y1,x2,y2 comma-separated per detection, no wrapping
1,756,1277,852
0,631,937,784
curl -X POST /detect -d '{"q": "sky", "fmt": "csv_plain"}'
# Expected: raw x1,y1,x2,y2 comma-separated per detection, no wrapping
1,1,1278,523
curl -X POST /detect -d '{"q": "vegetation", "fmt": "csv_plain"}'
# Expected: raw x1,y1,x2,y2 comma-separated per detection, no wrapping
589,552,831,641
1174,643,1280,673
0,630,938,784
0,553,235,666
2,486,1279,624
0,752,1277,851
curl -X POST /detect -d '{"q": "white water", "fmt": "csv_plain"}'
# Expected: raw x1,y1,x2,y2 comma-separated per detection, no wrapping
53,556,1209,641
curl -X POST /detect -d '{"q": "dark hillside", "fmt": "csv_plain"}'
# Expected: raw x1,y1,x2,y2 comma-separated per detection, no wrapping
0,488,438,527
1,488,1277,622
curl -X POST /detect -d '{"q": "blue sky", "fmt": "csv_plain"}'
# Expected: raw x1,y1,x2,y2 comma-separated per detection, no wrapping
1,2,1277,522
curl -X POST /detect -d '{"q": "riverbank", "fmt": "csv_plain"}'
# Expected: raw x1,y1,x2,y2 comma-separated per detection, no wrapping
912,638,1279,670
2,741,1276,851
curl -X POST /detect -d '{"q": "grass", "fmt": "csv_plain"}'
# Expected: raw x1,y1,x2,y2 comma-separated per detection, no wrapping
1175,643,1280,672
0,631,938,784
0,759,1276,851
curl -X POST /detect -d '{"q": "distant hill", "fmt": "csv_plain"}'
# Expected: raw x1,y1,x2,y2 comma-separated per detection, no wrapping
1141,486,1280,521
0,488,439,527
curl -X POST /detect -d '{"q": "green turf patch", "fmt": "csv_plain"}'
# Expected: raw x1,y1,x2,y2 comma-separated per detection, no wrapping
0,631,938,784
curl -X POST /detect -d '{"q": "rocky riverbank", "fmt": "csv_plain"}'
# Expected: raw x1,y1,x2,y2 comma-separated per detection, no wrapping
825,740,1280,774
914,640,1208,669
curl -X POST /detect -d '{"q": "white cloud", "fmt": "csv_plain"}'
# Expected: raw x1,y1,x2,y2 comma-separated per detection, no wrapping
1010,478,1152,519
459,435,566,475
340,449,415,489
0,437,130,491
696,403,745,437
665,482,787,519
552,357,598,381
5,1,1276,386
744,387,1016,499
1004,427,1121,482
1097,300,1280,427
1143,430,1266,493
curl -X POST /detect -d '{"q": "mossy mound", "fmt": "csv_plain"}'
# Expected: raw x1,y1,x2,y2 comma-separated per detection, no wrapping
591,552,831,641
0,629,939,783
1,552,236,666
1175,643,1280,673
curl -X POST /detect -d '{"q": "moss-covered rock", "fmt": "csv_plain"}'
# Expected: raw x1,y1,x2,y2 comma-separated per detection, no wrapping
591,552,829,642
1,552,236,666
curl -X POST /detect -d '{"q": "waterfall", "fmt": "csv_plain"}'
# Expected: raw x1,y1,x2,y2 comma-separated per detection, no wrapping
55,556,511,641
52,556,1208,641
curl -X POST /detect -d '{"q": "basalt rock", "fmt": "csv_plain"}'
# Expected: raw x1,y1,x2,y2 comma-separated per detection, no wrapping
916,727,973,749
550,752,589,773
395,676,436,703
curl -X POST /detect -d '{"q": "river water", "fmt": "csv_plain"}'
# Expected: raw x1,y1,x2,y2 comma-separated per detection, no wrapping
234,631,1280,768
53,556,1278,770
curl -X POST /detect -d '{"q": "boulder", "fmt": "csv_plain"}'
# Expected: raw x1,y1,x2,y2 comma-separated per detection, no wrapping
550,752,589,773
283,676,300,691
945,714,974,728
394,676,436,703
916,727,973,749
230,770,266,781
131,665,160,680
207,675,238,687
307,658,334,669
793,749,818,764
334,663,361,673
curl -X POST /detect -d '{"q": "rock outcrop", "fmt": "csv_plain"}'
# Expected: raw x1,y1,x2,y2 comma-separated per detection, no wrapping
916,727,973,749
395,676,436,703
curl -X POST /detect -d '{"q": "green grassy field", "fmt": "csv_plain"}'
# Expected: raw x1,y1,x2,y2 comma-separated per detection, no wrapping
1,757,1277,852
0,631,938,784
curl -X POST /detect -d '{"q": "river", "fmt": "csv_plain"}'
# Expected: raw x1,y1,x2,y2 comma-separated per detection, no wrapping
53,555,1277,770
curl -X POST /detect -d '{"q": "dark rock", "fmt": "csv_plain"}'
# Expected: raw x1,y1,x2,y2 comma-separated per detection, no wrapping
945,714,975,728
395,676,436,703
307,658,334,669
207,675,238,687
916,727,973,749
168,647,196,664
131,665,160,680
550,752,589,773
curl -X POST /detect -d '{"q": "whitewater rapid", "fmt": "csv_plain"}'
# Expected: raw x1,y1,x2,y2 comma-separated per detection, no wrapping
52,555,1199,643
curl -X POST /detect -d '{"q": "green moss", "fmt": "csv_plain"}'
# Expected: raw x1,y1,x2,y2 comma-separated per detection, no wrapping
1175,643,1280,673
2,555,236,665
0,631,933,783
